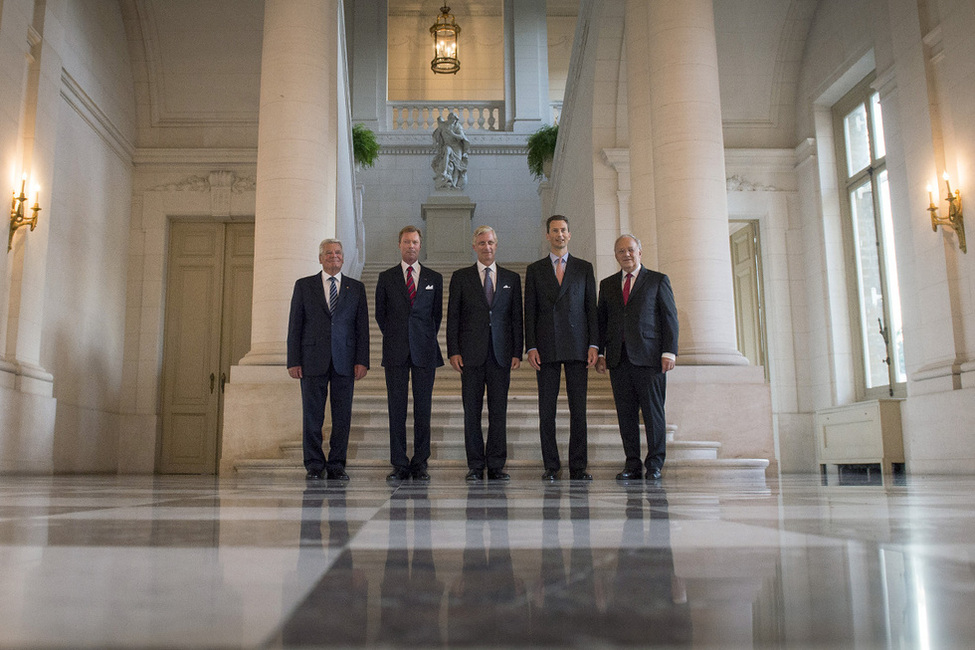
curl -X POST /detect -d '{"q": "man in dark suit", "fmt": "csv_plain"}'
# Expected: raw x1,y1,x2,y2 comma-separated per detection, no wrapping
524,215,598,481
287,239,370,481
446,225,523,482
375,226,444,483
596,234,678,481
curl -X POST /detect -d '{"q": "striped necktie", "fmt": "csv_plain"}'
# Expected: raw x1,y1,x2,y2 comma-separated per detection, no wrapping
406,266,416,306
328,276,338,313
484,267,494,306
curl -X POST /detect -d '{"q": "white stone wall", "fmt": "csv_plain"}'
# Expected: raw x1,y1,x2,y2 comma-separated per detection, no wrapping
387,12,504,102
0,0,136,473
795,0,975,472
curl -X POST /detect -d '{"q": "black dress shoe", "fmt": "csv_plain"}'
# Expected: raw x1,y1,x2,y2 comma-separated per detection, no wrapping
570,470,593,481
646,468,662,481
541,469,559,482
487,469,510,481
616,468,642,480
412,469,431,482
327,468,350,481
465,469,484,482
387,468,410,482
305,470,324,480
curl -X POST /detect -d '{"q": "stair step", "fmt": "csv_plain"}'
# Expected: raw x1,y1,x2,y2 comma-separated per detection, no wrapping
234,457,769,484
274,438,721,463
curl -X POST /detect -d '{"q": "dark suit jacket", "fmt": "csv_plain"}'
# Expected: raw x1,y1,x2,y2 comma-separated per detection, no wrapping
597,267,678,370
374,264,444,368
287,272,370,376
524,254,598,363
446,264,523,367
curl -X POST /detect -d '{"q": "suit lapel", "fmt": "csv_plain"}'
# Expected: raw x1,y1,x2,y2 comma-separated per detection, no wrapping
312,272,331,319
556,255,573,299
627,267,651,304
472,264,491,308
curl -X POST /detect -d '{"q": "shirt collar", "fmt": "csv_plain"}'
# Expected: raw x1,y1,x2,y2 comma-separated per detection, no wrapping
549,252,568,265
400,260,419,275
322,270,342,283
476,260,497,275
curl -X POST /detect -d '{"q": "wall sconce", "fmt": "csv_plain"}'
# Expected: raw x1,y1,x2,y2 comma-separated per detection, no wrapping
8,174,41,251
928,172,966,253
430,4,460,74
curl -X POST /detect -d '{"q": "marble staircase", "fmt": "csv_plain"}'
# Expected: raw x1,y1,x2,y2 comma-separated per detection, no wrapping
234,262,769,482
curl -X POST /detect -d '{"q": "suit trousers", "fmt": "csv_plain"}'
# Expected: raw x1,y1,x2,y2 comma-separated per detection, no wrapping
461,343,510,471
300,363,354,473
385,360,436,471
608,346,667,472
537,360,588,472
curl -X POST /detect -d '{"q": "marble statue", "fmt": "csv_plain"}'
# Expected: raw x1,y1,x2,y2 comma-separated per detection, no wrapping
432,112,470,190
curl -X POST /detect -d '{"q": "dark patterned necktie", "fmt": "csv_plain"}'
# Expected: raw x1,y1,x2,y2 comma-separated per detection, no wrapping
406,266,416,306
623,273,632,305
328,276,338,313
484,267,494,306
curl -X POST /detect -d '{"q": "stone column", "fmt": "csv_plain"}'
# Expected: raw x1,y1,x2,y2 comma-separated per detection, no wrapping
240,0,339,366
623,2,657,270
222,0,342,474
643,0,745,366
504,0,551,133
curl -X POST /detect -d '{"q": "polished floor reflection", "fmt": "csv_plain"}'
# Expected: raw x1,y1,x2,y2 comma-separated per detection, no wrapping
2,474,975,648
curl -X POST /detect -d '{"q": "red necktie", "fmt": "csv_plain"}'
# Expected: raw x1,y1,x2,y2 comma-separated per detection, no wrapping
623,273,632,305
406,266,416,306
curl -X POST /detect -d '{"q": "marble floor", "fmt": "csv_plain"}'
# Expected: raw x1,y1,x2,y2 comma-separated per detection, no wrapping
1,472,974,648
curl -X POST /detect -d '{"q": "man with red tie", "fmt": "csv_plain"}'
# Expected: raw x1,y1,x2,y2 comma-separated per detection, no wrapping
375,226,444,482
596,235,679,481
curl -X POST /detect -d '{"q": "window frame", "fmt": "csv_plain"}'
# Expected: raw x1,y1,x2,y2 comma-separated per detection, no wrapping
832,74,906,400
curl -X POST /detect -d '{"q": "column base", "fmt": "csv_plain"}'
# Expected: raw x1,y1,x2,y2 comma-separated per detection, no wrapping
238,341,287,367
676,346,750,366
666,364,776,476
219,364,301,475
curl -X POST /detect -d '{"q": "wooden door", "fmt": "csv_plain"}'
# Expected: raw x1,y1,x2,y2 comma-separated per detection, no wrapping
160,222,253,473
730,221,768,371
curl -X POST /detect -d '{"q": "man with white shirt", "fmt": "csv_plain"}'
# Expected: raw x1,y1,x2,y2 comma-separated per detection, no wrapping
596,234,679,481
446,226,524,482
287,239,369,481
375,226,444,482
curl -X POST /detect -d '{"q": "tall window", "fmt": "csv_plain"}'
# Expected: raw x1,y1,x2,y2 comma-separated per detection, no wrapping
834,77,906,397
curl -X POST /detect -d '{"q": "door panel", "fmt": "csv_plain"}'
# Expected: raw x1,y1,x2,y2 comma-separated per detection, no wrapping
160,221,254,474
730,222,767,372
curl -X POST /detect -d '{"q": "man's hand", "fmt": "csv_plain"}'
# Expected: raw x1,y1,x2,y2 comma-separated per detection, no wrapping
595,358,607,374
354,364,368,380
662,357,675,373
511,357,521,370
586,347,598,368
527,349,541,371
288,366,303,379
449,354,464,372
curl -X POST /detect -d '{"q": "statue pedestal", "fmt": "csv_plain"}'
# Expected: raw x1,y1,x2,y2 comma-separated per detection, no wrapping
421,191,476,265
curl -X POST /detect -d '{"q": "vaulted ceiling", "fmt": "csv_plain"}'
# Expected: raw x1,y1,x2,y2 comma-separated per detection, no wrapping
120,0,820,149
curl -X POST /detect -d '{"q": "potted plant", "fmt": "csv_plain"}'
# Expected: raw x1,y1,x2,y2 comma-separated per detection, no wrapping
352,123,380,169
526,123,558,180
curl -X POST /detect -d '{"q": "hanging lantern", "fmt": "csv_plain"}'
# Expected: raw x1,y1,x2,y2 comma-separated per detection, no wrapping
430,5,460,74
